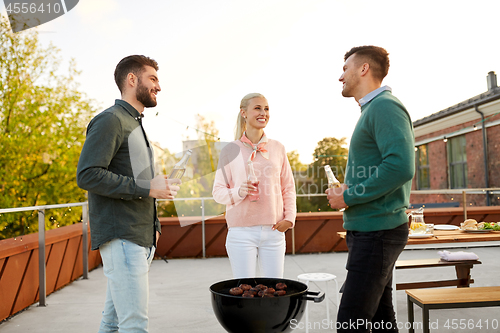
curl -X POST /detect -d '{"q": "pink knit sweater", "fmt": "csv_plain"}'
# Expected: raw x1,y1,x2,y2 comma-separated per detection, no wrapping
212,139,297,228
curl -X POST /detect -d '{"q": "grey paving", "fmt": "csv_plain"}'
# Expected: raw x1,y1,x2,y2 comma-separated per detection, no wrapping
1,244,499,333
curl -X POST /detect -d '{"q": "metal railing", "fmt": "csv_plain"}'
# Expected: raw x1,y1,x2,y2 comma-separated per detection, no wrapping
0,202,89,307
158,194,332,258
158,197,215,258
1,188,498,305
411,188,500,220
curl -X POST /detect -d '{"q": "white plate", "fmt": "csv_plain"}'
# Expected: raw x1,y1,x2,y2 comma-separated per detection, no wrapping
434,225,459,230
409,234,434,238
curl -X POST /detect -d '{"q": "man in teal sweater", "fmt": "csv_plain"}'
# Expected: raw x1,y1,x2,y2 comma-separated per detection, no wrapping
327,46,415,332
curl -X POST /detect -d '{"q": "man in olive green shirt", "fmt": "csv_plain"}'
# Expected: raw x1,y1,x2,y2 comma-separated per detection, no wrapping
77,55,180,333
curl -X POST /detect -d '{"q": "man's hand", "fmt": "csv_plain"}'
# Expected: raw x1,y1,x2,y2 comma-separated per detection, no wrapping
326,184,349,209
272,220,293,232
149,175,181,199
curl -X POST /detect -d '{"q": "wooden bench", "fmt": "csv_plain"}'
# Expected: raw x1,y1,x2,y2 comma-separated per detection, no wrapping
406,286,500,333
409,202,459,208
395,258,481,291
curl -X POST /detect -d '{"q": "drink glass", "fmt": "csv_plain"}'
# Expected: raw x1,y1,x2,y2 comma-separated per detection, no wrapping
247,160,259,202
248,181,259,202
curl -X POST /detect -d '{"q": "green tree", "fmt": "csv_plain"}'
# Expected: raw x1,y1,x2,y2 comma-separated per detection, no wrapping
287,150,313,212
191,114,224,216
297,137,348,213
158,114,224,218
287,150,307,172
194,113,220,176
0,16,95,239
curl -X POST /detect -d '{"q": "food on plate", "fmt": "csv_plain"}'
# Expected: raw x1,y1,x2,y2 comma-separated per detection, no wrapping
479,222,500,231
460,219,478,230
460,219,500,231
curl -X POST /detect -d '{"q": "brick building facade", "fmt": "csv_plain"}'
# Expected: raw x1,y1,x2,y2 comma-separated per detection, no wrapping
411,71,500,207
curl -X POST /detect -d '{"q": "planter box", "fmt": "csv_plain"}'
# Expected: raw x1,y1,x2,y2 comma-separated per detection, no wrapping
156,212,348,259
0,223,101,322
156,207,500,259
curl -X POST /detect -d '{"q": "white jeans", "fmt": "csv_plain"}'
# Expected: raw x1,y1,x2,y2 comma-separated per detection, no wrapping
225,225,286,278
98,239,155,333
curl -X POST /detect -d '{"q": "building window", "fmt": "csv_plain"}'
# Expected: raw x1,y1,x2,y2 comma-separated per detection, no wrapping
448,135,467,189
416,145,430,189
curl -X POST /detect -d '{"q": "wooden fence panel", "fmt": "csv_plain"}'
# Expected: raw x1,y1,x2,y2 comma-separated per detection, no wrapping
45,241,66,294
0,252,30,320
11,249,38,315
55,236,81,290
0,223,101,322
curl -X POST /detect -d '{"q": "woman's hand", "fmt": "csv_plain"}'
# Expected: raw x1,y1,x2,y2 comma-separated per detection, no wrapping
272,220,293,232
238,180,257,198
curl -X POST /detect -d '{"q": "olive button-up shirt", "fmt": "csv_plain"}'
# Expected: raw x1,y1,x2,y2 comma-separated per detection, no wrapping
77,100,160,250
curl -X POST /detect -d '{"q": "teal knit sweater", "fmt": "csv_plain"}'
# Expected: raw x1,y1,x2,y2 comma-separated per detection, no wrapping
343,90,415,231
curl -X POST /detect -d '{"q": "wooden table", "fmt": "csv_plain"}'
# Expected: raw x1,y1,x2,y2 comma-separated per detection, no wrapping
337,230,500,245
406,229,500,244
337,230,500,291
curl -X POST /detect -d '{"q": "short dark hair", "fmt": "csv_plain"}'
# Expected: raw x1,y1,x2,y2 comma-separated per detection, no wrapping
344,46,389,81
114,55,159,93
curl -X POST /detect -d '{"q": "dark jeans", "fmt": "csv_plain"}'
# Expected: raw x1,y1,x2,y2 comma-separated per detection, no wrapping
337,223,408,333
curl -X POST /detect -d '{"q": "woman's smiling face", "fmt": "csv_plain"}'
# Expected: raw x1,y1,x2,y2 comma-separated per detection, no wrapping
241,97,269,130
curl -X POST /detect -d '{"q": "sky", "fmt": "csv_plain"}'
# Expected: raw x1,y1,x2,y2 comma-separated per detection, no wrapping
2,0,500,164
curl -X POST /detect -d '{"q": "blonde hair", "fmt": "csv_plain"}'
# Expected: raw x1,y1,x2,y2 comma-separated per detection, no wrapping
234,93,266,140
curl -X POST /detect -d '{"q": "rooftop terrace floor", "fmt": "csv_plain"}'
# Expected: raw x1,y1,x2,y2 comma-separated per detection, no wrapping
1,243,499,333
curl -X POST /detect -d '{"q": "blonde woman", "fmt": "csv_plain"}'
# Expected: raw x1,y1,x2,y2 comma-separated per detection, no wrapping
212,93,296,278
